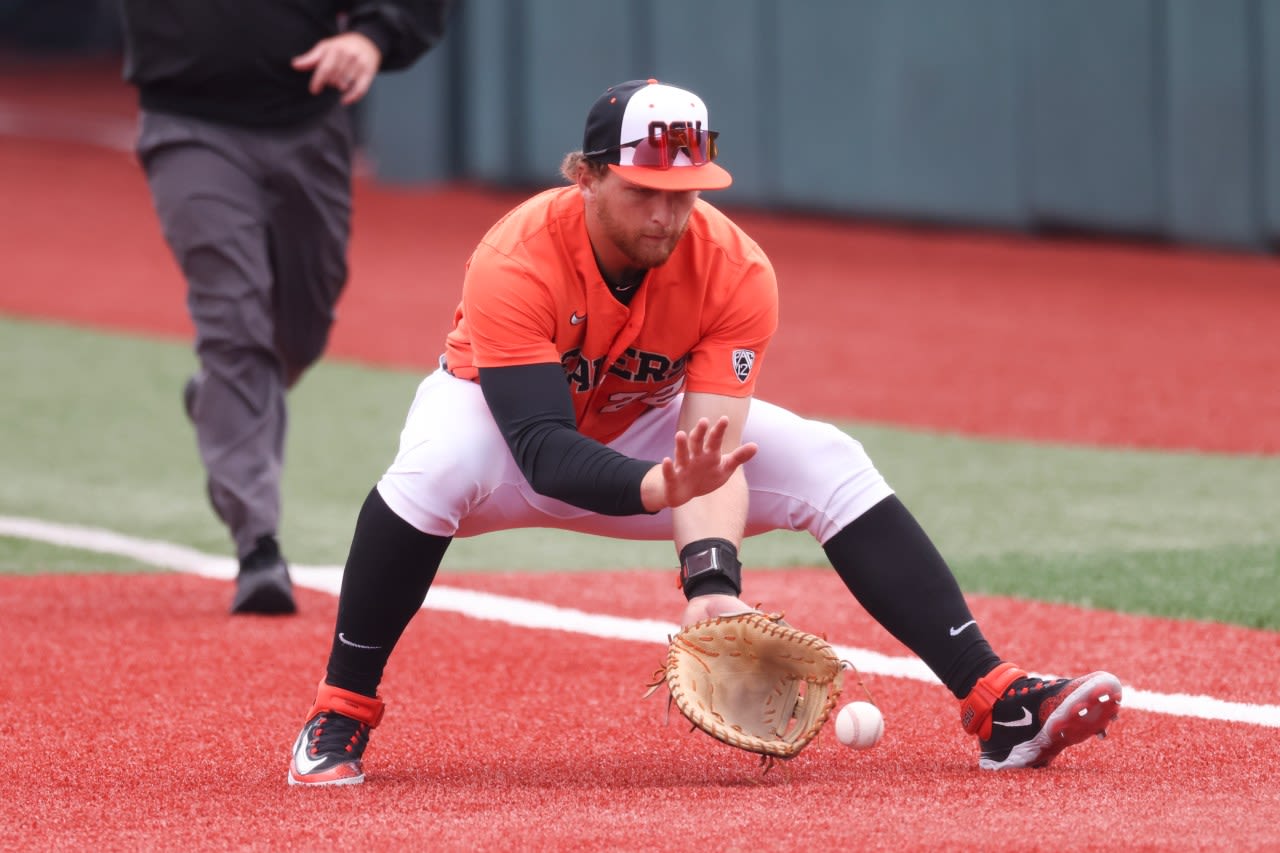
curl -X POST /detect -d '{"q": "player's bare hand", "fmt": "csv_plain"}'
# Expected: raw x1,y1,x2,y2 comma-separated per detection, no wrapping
642,416,757,511
292,32,382,105
681,594,754,627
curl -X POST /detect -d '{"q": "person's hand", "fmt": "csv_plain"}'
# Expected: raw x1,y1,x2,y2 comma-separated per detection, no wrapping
641,416,758,511
680,593,754,627
292,32,382,105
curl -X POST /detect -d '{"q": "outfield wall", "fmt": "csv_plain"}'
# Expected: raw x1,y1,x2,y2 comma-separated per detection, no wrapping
364,0,1280,254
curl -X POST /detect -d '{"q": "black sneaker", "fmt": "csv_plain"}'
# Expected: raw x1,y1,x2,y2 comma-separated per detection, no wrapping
231,535,296,615
288,681,385,786
961,662,1121,770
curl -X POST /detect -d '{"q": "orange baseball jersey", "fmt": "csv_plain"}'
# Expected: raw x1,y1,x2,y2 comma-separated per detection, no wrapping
443,185,778,444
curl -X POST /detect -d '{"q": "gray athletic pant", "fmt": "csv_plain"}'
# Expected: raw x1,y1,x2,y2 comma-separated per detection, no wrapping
136,107,353,559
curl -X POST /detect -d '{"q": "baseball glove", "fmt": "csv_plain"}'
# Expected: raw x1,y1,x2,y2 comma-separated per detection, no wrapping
646,611,844,760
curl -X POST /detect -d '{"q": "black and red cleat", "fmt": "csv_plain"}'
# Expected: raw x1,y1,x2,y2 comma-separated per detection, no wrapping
962,662,1122,770
288,681,384,786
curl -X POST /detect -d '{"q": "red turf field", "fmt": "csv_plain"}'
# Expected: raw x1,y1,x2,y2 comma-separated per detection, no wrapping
2,61,1279,851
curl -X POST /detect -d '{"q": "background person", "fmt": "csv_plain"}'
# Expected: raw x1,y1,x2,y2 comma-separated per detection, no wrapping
117,0,453,614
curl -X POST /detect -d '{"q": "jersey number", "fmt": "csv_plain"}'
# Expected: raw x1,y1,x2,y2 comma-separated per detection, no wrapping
599,381,683,413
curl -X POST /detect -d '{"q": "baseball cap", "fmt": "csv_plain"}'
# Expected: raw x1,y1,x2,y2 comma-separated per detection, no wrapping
582,79,732,191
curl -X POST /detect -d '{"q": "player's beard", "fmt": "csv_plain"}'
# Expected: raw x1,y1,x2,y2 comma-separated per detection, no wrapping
595,200,689,270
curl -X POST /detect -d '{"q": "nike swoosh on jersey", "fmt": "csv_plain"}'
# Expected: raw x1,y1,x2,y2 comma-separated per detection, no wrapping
569,311,586,325
948,620,976,637
991,707,1033,727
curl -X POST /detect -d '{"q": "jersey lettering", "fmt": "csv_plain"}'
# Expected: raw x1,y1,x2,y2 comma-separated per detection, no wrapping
633,352,671,384
562,346,688,414
562,346,688,393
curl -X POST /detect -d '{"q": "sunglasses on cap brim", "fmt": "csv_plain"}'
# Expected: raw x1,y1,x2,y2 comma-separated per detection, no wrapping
588,121,720,169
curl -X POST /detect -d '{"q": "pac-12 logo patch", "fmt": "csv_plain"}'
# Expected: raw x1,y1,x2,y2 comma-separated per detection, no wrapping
732,349,756,383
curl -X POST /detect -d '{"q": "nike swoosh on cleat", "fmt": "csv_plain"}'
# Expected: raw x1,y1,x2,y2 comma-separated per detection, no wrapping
292,748,327,775
992,707,1033,727
338,632,381,650
290,727,328,775
948,620,976,637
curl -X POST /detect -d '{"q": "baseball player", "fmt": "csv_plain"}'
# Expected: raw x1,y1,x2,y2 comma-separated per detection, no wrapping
288,79,1121,785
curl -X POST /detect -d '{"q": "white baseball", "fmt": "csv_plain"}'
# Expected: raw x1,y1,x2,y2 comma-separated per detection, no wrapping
835,701,884,750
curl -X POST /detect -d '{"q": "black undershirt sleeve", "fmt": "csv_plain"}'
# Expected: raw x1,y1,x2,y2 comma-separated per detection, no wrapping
478,363,657,516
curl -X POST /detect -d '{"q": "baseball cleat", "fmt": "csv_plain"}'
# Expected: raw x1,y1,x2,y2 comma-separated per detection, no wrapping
231,535,296,615
289,682,385,786
961,662,1122,770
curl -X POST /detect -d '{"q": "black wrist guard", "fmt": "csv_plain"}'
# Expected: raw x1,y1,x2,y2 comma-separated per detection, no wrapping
678,538,743,600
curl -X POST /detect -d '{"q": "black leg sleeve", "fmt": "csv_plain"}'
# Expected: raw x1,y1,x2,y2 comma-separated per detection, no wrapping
823,495,1002,699
324,487,452,697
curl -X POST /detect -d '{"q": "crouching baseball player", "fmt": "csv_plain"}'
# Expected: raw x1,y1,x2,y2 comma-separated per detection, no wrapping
287,79,1121,785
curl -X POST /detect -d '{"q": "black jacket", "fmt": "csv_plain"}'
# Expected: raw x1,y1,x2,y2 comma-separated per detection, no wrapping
119,0,451,128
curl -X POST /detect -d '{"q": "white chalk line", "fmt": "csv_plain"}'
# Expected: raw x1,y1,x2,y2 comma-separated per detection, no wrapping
2,514,1277,729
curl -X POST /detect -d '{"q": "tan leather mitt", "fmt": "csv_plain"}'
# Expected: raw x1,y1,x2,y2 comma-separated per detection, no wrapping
650,611,845,759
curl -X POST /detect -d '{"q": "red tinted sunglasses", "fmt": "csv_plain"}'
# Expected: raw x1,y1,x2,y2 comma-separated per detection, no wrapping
589,121,720,169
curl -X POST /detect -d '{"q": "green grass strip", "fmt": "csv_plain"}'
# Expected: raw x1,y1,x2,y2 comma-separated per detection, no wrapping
3,315,1277,628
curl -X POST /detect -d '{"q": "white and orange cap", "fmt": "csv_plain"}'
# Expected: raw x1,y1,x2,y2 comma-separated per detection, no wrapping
581,79,732,191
